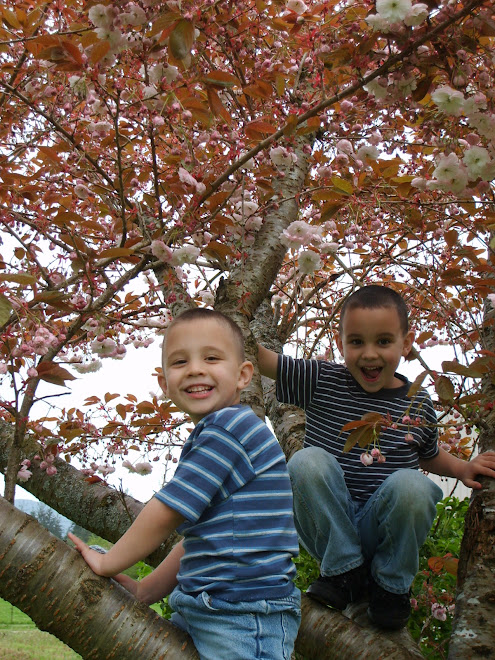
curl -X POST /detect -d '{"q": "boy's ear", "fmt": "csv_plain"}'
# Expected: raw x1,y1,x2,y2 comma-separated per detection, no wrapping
157,374,167,396
237,360,254,391
402,330,415,357
336,334,344,354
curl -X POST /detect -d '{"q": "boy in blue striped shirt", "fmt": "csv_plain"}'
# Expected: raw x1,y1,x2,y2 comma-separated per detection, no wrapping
70,309,300,660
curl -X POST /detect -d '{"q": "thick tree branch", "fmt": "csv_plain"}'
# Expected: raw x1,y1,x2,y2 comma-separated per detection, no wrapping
0,497,198,659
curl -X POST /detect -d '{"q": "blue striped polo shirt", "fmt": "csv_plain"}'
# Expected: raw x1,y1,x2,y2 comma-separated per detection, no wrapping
155,404,299,602
277,355,439,503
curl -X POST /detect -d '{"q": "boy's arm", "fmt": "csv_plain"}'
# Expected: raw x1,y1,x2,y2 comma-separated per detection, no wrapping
114,539,184,605
420,448,495,490
68,498,185,577
257,343,279,380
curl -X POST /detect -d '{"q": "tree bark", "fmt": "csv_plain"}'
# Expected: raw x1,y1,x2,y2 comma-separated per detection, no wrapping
0,496,198,659
448,298,495,659
296,597,424,659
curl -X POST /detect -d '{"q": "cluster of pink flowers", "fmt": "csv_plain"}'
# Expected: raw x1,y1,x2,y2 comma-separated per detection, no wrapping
281,220,322,249
366,0,429,32
151,240,200,267
360,447,386,466
19,453,59,482
122,459,153,475
178,167,206,195
91,337,127,360
24,327,58,357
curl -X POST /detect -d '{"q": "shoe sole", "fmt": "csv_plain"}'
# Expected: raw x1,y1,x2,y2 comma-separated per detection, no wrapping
306,587,348,610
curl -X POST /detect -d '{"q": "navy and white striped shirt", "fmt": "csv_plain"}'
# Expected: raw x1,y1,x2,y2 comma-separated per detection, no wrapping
277,356,439,503
155,404,298,602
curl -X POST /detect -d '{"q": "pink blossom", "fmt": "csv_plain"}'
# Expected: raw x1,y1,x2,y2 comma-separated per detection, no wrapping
27,367,38,378
88,4,113,29
360,452,374,466
431,86,464,116
404,3,428,26
286,0,307,14
178,167,199,188
376,0,412,22
269,146,298,168
298,250,321,275
171,246,200,266
97,464,115,476
404,433,415,443
431,603,447,621
46,465,58,476
281,220,322,249
120,4,147,26
336,139,353,155
17,467,33,482
151,240,173,264
0,363,8,375
122,460,135,472
134,462,153,475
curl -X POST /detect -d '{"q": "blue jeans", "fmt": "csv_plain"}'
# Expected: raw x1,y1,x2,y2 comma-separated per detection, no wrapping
169,585,301,660
288,447,443,594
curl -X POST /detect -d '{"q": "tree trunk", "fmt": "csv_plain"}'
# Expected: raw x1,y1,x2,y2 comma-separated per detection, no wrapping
0,496,198,659
448,297,495,659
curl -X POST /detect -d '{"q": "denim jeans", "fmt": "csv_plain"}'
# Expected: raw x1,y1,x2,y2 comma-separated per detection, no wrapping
169,585,301,660
288,446,443,594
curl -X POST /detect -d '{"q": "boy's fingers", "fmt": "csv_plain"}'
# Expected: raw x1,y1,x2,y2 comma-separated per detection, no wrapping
68,532,88,553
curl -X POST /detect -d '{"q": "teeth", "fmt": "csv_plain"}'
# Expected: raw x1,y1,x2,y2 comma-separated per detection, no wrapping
187,385,211,393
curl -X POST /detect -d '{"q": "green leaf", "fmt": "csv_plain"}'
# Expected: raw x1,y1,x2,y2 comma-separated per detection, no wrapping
0,294,13,325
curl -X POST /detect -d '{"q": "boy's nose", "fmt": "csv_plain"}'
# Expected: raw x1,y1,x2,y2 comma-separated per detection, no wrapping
186,358,205,375
362,344,378,359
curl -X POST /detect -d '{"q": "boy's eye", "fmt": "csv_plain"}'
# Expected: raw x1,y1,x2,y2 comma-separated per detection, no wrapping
205,355,220,362
378,338,392,346
349,339,362,345
172,359,187,366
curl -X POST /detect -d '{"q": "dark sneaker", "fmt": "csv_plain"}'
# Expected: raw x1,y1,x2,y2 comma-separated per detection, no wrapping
306,564,367,610
367,578,411,629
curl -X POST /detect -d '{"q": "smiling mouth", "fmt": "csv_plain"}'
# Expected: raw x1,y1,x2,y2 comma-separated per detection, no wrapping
185,385,213,395
360,366,382,380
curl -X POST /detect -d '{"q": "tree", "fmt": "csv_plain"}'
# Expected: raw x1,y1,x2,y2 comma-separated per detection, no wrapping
0,0,494,657
33,501,64,538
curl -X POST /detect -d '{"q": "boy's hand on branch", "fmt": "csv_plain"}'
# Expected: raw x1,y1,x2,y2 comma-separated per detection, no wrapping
460,450,495,489
68,532,111,576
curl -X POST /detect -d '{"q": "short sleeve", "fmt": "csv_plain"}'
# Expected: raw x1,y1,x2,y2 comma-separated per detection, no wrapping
155,424,256,522
276,354,320,409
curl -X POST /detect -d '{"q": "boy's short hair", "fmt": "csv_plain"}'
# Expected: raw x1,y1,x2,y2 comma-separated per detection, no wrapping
165,308,246,361
339,285,409,335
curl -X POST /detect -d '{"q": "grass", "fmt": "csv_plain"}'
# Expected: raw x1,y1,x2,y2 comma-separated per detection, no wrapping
0,595,163,659
0,598,81,659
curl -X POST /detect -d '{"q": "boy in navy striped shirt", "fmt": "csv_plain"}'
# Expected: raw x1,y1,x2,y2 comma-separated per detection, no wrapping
70,309,300,660
258,285,495,630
